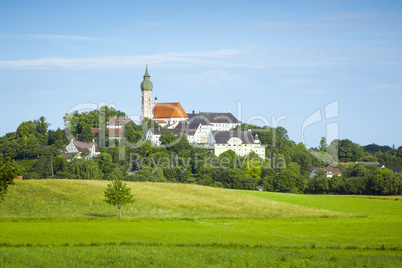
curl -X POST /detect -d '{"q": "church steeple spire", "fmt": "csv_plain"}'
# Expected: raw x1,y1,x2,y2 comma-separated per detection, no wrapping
140,65,153,120
144,64,150,77
141,64,153,91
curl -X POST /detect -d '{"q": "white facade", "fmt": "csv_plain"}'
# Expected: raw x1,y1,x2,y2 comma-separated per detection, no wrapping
141,90,153,120
207,131,265,158
146,127,202,146
146,129,162,146
65,139,100,159
210,122,240,131
196,124,213,144
310,168,342,178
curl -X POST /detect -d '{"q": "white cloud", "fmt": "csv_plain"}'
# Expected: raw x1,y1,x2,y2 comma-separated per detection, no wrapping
0,49,246,69
0,34,98,41
367,84,402,92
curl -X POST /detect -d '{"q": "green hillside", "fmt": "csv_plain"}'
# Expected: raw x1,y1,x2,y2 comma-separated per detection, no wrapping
236,190,402,219
1,180,401,267
0,179,347,219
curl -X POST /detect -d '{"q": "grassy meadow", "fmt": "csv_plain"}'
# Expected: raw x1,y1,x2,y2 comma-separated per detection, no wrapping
0,180,401,267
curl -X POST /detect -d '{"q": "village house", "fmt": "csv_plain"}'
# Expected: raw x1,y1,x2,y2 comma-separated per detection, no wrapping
310,168,342,178
206,130,265,158
64,139,100,160
107,117,134,129
92,117,134,140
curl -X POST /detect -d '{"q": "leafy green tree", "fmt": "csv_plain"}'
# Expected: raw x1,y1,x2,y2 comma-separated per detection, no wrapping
243,159,262,179
371,168,400,195
329,174,344,194
307,169,329,194
274,162,301,193
171,133,192,154
0,157,22,202
48,128,69,149
293,143,312,175
104,179,135,219
160,131,176,146
15,121,40,159
338,139,364,162
96,153,115,177
32,145,59,178
210,181,224,188
81,124,94,142
69,159,100,180
319,137,327,152
219,150,236,168
0,134,20,159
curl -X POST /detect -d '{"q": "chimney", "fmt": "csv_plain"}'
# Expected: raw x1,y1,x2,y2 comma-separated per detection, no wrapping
155,96,158,105
192,110,195,114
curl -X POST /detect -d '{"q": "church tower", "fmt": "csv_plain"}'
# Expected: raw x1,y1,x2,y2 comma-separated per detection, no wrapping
140,65,153,120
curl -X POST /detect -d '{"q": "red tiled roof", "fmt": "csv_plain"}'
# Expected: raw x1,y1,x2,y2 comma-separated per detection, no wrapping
328,162,349,168
92,128,124,138
60,152,74,159
153,102,188,119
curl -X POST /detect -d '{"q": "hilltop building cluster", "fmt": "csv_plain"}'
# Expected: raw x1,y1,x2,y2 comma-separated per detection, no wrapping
140,66,265,158
64,66,265,159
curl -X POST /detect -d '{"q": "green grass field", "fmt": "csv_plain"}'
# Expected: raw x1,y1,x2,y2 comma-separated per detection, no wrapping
0,180,401,267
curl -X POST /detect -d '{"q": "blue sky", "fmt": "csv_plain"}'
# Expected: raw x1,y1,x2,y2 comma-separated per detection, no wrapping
0,0,401,148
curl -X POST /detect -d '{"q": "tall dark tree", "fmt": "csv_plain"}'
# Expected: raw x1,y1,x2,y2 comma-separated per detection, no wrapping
0,157,22,202
34,116,50,145
319,137,327,152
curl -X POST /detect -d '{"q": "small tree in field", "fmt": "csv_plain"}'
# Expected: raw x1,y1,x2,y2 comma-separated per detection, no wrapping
104,178,135,219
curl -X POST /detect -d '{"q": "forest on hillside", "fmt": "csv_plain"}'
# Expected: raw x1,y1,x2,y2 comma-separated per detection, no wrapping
0,107,401,195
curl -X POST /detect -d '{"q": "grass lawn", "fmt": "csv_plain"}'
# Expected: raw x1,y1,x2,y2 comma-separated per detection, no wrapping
0,180,401,267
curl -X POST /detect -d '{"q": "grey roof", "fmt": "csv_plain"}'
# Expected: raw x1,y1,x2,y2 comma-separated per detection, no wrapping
175,118,210,131
188,112,241,124
107,117,134,126
149,128,196,136
358,162,384,168
213,131,254,144
387,167,402,173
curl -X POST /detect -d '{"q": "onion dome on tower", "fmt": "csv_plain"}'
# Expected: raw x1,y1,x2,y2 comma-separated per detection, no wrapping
140,65,153,91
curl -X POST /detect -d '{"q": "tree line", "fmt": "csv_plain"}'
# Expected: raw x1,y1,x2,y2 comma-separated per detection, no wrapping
0,109,401,195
